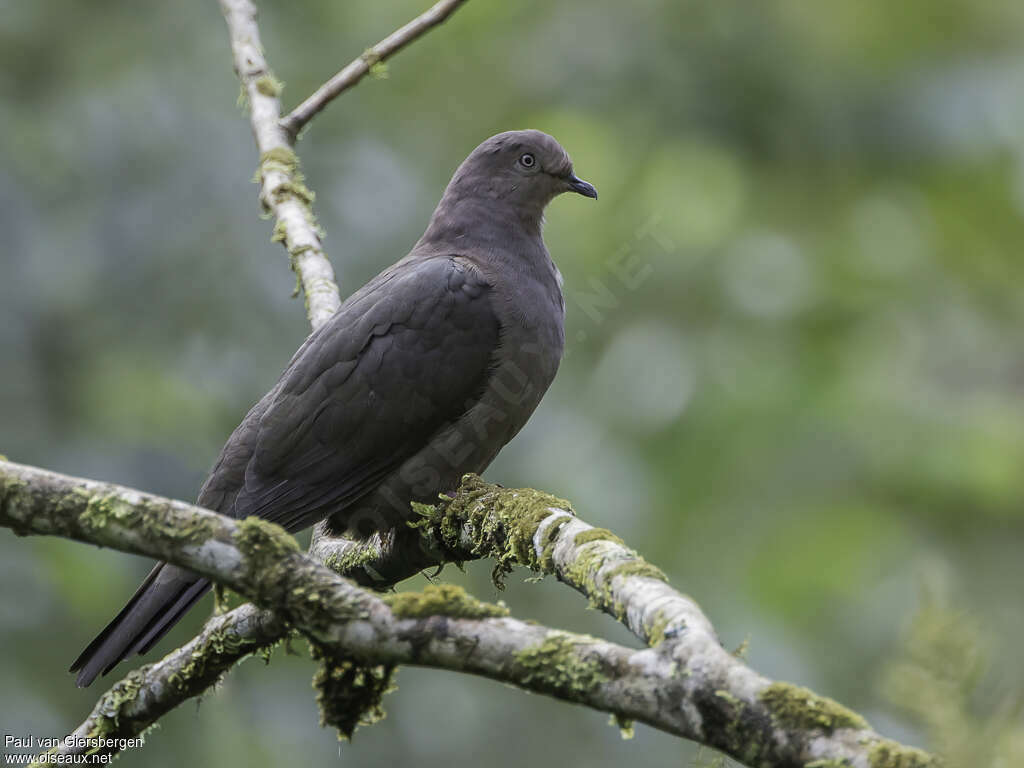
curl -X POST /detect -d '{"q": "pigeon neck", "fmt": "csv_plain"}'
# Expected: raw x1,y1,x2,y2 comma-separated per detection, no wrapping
419,190,545,250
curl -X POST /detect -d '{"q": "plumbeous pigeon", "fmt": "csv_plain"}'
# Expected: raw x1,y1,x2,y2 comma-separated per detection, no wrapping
70,129,597,687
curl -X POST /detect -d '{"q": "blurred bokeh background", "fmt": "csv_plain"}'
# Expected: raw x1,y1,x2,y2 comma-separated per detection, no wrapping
3,0,1024,765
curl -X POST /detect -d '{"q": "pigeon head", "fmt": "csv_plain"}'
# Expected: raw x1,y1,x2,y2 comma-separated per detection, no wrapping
433,130,597,233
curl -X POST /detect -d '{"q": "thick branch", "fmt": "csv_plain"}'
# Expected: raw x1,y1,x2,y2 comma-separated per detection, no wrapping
416,476,718,647
0,459,937,768
280,0,469,139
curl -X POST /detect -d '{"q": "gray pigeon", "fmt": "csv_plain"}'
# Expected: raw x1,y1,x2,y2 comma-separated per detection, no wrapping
70,129,597,687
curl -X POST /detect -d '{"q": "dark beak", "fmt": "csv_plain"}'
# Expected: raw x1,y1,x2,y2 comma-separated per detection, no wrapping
567,174,598,200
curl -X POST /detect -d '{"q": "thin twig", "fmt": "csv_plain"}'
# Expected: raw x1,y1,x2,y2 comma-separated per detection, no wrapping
280,0,470,138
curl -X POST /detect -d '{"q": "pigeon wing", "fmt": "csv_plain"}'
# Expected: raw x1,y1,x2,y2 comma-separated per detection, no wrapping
198,255,499,532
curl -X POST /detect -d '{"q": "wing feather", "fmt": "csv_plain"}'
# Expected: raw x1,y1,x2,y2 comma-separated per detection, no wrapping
197,256,499,533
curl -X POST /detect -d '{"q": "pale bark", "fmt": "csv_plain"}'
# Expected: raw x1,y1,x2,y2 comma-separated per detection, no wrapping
219,0,341,330
0,459,936,768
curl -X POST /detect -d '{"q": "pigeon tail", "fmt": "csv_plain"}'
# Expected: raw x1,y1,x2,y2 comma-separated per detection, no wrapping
69,563,210,687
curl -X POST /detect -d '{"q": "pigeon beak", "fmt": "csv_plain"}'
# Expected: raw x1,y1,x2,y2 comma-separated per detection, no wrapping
567,175,598,200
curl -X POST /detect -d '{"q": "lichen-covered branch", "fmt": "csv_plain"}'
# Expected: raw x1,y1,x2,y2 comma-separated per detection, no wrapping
54,604,284,759
417,476,717,647
0,459,937,768
219,0,340,330
219,0,470,329
279,0,470,139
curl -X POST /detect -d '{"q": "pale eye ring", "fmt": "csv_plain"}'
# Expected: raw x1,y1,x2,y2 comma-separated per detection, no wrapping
519,152,536,168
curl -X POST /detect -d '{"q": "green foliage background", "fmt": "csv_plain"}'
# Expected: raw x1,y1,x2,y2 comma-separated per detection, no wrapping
2,0,1023,764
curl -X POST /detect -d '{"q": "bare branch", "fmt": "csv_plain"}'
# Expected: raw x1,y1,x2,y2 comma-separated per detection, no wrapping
280,0,470,139
1,459,937,768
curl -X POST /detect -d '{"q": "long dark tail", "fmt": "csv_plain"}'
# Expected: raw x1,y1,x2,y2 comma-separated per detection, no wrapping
69,563,211,687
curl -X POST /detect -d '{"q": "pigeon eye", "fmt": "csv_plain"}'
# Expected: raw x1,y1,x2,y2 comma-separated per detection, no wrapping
519,153,536,168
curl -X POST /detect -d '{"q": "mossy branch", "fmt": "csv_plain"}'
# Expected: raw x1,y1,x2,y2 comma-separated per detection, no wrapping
219,0,341,331
0,459,937,768
219,0,470,330
55,604,285,759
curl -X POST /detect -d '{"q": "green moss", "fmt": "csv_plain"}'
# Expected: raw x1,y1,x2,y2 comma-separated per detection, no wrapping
235,516,298,556
759,682,869,733
513,631,609,699
413,476,675,631
410,501,435,518
259,146,298,174
383,584,508,620
565,535,665,589
574,528,625,547
606,559,668,583
78,491,221,547
257,147,316,215
272,179,315,206
79,492,132,530
85,669,147,745
165,623,250,691
311,645,395,741
805,760,853,768
608,713,635,739
361,50,389,79
322,542,380,577
425,474,574,588
646,611,673,646
732,636,751,659
564,541,666,620
286,245,315,297
288,243,314,259
537,515,572,572
254,74,283,97
234,517,300,597
420,476,671,620
868,741,939,768
271,219,288,244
